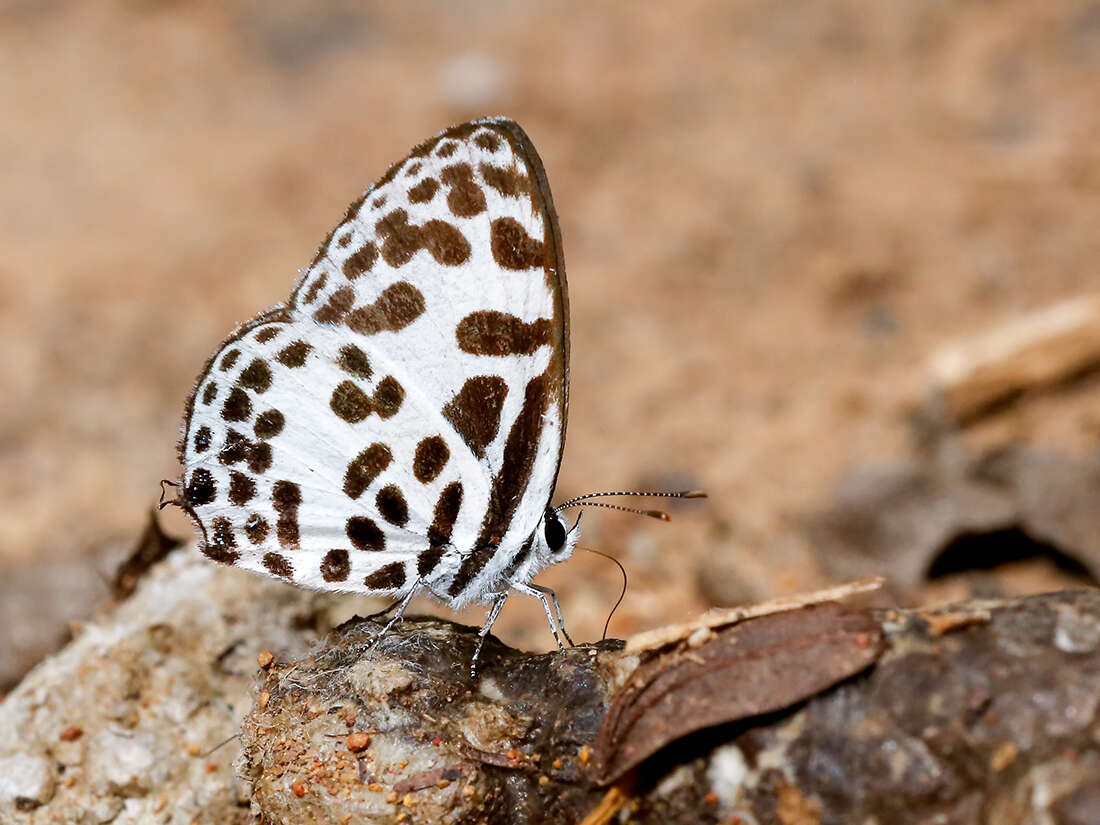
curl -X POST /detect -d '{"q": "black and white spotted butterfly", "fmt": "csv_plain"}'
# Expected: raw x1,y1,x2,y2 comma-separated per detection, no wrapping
176,118,701,666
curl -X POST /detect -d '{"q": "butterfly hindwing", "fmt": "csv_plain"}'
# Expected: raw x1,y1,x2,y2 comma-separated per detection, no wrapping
179,119,568,604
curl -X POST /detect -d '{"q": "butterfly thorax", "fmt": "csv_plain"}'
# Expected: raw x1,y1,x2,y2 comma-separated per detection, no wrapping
433,507,579,608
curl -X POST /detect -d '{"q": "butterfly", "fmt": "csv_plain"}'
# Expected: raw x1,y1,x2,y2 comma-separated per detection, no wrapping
174,118,701,667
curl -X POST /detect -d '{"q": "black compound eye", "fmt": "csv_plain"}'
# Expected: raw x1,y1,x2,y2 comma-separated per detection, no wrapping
544,511,567,552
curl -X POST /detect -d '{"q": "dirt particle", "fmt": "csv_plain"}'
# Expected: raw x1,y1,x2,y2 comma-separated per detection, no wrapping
346,732,371,752
59,725,83,741
256,649,274,668
775,780,822,824
991,741,1019,771
292,779,308,796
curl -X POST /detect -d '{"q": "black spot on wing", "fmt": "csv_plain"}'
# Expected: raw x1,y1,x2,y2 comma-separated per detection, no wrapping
365,562,405,590
321,549,350,582
442,376,508,460
449,371,551,597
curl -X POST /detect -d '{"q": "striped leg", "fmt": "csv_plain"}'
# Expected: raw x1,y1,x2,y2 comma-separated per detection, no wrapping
471,592,509,676
528,583,574,647
367,584,419,651
511,581,572,649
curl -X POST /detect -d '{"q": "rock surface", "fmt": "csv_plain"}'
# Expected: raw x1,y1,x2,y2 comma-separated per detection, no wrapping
2,548,1100,824
0,551,322,825
808,445,1100,590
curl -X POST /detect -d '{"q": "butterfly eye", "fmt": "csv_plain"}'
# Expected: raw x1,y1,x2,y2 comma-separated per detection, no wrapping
544,511,567,553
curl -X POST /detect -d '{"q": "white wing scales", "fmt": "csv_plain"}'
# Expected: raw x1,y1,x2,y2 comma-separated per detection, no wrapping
179,119,568,606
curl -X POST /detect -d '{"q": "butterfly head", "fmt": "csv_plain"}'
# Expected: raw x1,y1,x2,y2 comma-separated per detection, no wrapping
535,507,581,563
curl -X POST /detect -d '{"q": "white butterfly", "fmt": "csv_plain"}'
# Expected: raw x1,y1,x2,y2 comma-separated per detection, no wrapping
176,118,699,665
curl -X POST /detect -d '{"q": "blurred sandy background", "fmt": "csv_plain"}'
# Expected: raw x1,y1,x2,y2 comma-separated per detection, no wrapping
3,1,1100,676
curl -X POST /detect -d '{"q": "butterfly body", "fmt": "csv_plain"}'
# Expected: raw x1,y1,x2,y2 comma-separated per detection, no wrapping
179,119,579,613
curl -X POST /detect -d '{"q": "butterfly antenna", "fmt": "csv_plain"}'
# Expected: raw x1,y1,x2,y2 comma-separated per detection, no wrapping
566,501,672,520
582,547,628,641
554,489,706,521
555,489,705,509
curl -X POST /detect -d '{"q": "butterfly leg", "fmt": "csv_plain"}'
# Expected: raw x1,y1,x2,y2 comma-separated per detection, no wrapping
528,583,575,647
367,585,418,651
471,592,509,677
510,582,568,650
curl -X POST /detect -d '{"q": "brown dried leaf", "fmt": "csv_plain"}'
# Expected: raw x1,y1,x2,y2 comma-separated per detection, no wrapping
593,602,884,784
624,577,883,654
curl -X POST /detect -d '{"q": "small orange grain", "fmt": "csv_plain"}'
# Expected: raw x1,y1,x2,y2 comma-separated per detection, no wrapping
705,791,719,804
368,782,383,792
291,779,308,797
538,775,549,786
59,725,83,742
579,745,591,765
258,690,270,709
461,784,475,798
386,790,399,803
256,650,275,668
346,732,370,752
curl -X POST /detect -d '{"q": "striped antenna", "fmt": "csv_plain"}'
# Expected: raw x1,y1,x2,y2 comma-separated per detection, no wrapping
554,489,705,521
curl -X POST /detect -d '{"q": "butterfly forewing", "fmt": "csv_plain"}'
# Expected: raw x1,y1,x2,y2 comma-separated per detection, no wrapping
179,119,568,605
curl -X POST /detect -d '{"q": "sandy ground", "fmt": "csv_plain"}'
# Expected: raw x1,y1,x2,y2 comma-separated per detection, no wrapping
3,0,1100,655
